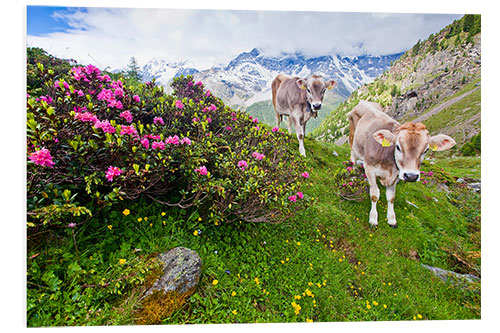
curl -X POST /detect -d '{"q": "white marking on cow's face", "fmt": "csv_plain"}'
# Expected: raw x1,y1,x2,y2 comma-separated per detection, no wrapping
303,76,336,111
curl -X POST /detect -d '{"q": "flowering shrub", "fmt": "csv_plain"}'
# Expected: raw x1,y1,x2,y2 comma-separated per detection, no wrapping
331,161,368,201
27,59,311,229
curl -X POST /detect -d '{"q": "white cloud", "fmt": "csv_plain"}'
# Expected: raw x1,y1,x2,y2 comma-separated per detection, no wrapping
27,7,462,71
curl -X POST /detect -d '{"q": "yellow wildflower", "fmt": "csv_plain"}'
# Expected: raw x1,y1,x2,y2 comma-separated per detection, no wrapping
144,217,148,221
122,209,130,216
308,282,313,286
305,289,314,297
198,217,202,221
306,318,313,322
231,291,236,296
317,283,322,288
281,260,285,264
232,310,237,315
193,230,199,236
161,212,166,216
286,258,289,262
373,301,379,306
367,304,372,309
137,218,142,222
413,316,417,320
417,314,422,319
294,295,302,300
383,304,387,309
339,258,343,262
291,301,301,315
212,279,218,286
107,225,112,230
297,242,301,246
254,277,260,285
118,258,126,265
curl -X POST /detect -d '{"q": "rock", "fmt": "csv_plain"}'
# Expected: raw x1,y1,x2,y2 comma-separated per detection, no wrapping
147,247,202,296
137,247,202,325
421,264,479,288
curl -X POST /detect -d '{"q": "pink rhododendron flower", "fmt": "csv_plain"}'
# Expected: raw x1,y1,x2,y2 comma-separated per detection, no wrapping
97,88,113,101
133,95,141,103
272,127,279,132
165,135,180,145
180,137,192,145
205,90,211,97
105,166,122,181
114,87,124,98
225,126,232,131
253,118,259,123
120,125,137,136
77,89,84,97
119,110,133,123
175,100,184,109
254,126,260,130
195,81,203,86
141,137,150,149
74,111,98,123
348,182,353,186
238,160,248,170
301,171,310,178
252,151,265,160
206,118,212,124
208,104,217,112
192,117,199,123
195,165,208,176
288,195,297,202
153,116,164,125
297,191,304,199
152,141,165,150
28,147,55,168
40,95,53,104
114,101,123,109
94,120,116,133
84,64,100,75
111,80,123,89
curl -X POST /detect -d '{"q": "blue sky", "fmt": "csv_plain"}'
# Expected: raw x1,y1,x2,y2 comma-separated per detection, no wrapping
26,6,462,71
27,6,83,36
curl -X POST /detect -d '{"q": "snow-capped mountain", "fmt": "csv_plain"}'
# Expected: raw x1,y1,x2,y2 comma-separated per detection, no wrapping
141,48,403,108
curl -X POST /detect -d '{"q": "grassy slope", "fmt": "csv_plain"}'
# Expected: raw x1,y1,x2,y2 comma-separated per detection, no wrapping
28,138,480,326
105,139,479,324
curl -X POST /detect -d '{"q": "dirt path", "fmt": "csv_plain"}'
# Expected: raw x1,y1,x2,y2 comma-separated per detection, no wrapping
412,86,481,123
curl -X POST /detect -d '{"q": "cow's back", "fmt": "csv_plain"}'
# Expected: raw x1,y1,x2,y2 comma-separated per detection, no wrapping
351,101,399,166
272,74,306,113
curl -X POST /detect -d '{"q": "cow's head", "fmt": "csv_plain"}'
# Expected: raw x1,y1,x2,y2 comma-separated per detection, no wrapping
373,122,455,182
297,75,337,112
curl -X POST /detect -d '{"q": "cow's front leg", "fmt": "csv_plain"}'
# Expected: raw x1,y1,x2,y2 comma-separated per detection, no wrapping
291,113,306,156
275,111,282,128
365,167,379,227
385,182,397,228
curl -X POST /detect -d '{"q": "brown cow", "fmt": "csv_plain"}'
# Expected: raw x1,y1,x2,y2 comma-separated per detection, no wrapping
348,101,456,228
272,74,337,156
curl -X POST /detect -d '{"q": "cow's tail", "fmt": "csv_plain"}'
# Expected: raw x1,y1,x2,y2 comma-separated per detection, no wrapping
347,106,362,149
271,75,284,110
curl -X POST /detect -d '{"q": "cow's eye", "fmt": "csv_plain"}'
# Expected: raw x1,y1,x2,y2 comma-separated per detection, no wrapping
396,145,402,152
307,88,311,93
423,147,429,155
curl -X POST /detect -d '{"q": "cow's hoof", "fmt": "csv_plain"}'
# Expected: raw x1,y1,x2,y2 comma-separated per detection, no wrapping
389,224,398,229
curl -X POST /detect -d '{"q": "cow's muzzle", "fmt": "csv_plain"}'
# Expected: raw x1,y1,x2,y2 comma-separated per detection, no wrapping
312,103,322,111
402,172,419,182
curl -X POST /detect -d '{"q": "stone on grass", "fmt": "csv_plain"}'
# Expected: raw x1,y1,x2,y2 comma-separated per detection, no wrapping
136,247,202,325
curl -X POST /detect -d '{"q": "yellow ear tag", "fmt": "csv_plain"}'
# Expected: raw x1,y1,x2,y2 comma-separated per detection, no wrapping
381,138,391,147
327,85,333,90
301,85,306,90
430,144,437,151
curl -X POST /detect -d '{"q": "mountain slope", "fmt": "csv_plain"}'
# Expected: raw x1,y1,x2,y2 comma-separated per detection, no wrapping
312,14,481,150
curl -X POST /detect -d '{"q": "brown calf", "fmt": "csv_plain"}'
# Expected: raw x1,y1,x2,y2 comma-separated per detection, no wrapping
272,74,336,156
348,101,456,228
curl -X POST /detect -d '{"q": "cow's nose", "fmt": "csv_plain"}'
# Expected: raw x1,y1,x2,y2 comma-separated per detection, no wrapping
403,173,419,182
312,103,322,110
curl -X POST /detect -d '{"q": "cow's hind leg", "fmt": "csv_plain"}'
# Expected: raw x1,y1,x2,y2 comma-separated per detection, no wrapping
287,116,293,134
365,167,379,227
385,182,397,228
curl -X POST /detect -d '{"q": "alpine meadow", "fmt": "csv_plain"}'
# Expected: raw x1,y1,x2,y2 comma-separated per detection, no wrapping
26,12,481,326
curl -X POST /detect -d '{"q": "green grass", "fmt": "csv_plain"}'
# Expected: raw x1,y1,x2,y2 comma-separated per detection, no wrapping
27,138,481,326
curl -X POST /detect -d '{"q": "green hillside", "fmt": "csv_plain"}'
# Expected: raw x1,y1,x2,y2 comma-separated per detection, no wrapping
312,14,481,152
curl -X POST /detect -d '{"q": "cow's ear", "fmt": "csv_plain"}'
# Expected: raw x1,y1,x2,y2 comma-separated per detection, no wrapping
296,78,306,90
373,130,396,147
428,134,456,151
327,79,337,90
